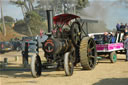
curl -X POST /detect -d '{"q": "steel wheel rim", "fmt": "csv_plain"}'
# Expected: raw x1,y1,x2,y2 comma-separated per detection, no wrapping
72,24,80,44
68,54,73,73
87,39,96,68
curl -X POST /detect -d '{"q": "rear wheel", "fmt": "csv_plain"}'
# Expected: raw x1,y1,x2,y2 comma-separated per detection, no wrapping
80,37,97,70
31,54,42,78
71,22,81,47
110,51,117,63
64,52,74,76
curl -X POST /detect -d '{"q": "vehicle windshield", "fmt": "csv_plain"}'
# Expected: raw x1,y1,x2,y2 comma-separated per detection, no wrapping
94,35,104,40
93,34,104,44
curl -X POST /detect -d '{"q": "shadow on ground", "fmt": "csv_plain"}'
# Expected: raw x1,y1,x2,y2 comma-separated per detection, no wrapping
97,58,126,64
0,65,31,78
0,63,65,78
93,78,128,85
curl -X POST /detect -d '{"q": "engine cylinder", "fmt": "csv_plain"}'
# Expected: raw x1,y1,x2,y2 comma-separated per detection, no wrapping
43,38,69,54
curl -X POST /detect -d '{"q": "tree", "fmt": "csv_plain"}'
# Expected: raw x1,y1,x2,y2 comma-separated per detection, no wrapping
4,16,15,23
36,0,88,15
0,0,6,36
27,0,35,11
24,11,46,36
76,0,89,10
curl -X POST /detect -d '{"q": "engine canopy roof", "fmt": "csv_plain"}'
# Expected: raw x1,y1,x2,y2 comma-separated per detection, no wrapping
53,14,80,25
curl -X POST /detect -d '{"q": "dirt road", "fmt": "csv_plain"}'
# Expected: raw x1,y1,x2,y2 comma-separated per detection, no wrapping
0,51,128,85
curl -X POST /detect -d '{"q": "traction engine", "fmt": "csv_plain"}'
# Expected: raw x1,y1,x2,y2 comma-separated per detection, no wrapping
29,10,98,78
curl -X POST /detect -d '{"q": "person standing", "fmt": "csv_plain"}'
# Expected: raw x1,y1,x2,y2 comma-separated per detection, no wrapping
125,23,128,28
103,32,109,44
110,33,116,43
125,23,128,35
116,23,120,31
124,34,128,61
120,23,125,32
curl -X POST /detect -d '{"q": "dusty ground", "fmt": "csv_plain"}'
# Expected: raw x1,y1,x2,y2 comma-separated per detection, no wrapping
0,51,128,85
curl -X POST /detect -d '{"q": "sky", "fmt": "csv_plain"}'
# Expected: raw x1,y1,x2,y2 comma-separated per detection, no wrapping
0,0,23,20
82,0,128,29
0,0,128,29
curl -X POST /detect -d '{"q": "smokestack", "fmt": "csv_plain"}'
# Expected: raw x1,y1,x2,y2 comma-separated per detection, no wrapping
46,10,53,33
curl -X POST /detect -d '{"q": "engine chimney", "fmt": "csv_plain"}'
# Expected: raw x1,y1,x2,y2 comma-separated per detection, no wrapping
46,10,53,33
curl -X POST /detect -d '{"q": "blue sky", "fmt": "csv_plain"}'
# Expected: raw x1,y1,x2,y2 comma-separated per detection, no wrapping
0,0,128,29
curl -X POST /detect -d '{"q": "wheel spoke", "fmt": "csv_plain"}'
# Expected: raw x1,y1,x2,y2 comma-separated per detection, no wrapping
87,39,95,56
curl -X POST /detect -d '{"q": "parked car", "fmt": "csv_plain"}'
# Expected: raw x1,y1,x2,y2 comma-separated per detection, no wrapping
22,36,36,42
0,42,13,53
88,33,104,44
11,40,22,51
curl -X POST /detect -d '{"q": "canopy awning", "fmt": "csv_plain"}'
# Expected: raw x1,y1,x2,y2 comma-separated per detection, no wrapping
53,14,80,24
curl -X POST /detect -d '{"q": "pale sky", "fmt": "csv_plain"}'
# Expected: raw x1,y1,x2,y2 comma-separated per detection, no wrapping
0,0,23,20
0,0,128,29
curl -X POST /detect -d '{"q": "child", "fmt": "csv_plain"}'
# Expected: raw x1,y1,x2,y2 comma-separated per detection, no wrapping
124,34,128,61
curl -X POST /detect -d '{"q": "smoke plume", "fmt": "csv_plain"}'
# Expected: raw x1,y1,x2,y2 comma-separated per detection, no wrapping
79,0,128,33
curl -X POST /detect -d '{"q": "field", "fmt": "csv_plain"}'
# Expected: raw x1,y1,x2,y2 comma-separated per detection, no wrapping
0,50,128,85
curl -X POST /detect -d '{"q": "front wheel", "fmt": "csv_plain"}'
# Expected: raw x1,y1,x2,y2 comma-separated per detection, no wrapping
64,52,74,76
31,54,42,78
110,51,117,63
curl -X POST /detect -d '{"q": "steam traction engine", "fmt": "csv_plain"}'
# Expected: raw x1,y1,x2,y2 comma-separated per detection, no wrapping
30,10,98,78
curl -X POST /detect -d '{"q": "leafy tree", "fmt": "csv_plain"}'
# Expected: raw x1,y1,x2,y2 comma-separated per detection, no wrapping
4,16,15,23
25,11,47,36
13,20,28,35
36,0,89,15
27,0,35,11
15,20,25,26
76,0,89,10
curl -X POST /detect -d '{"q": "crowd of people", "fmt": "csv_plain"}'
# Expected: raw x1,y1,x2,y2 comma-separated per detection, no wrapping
101,31,128,61
116,23,128,35
103,32,116,44
116,23,128,61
